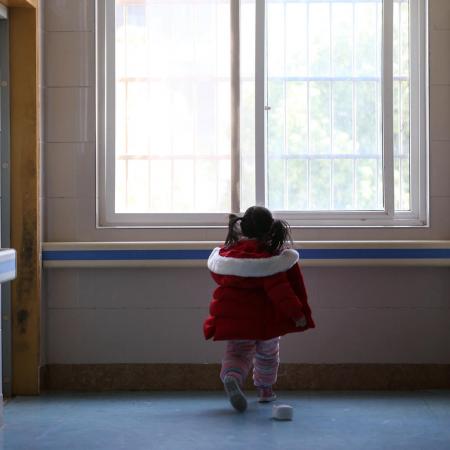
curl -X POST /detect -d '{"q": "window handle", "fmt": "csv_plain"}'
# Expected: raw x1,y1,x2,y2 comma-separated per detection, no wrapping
264,105,271,111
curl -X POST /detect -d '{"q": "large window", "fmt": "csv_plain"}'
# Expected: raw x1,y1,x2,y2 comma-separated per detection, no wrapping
97,0,427,227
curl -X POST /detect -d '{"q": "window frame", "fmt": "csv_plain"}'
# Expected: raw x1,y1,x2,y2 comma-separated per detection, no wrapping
96,0,428,228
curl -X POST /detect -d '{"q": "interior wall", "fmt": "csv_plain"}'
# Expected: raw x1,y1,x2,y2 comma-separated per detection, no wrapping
45,266,450,364
42,0,450,366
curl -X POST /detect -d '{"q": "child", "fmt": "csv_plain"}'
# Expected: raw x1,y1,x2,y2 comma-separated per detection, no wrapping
203,206,315,412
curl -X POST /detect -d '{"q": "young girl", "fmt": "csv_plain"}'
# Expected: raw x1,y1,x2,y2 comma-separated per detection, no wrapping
203,206,315,412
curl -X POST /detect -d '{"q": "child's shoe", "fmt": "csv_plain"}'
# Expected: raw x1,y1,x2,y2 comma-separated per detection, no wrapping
223,376,247,412
258,386,277,403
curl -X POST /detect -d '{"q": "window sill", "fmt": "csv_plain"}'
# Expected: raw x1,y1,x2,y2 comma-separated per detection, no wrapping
42,241,450,268
96,210,428,229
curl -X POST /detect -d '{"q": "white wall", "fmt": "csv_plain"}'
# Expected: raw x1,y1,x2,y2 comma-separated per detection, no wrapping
43,0,450,365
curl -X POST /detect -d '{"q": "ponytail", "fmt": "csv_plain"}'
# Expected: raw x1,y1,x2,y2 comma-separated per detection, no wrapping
224,214,242,248
224,207,292,254
264,219,292,254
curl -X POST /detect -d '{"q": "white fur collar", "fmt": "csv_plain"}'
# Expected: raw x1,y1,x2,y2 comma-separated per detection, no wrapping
207,247,299,277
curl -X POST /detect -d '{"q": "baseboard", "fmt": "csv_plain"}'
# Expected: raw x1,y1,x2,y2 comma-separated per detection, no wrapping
39,365,48,392
42,364,450,391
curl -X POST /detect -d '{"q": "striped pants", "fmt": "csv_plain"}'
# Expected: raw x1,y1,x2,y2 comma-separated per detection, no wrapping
220,337,280,388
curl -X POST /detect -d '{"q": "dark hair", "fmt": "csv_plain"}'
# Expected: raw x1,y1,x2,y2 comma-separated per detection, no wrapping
224,206,292,254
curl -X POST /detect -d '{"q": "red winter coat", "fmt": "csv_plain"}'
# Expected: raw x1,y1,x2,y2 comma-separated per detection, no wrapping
203,239,315,341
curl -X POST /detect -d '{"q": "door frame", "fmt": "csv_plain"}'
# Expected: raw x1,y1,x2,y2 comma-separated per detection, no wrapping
0,5,12,398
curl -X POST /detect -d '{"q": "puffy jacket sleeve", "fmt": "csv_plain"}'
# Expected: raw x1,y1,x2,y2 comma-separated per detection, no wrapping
286,263,308,303
263,269,305,321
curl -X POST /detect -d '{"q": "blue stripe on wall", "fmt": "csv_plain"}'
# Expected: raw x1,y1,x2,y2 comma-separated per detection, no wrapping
42,248,450,261
42,249,212,261
299,248,450,259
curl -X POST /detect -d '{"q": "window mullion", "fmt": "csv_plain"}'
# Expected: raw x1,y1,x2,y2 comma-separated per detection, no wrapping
382,0,395,217
255,0,266,207
410,0,426,223
103,0,116,223
230,0,240,213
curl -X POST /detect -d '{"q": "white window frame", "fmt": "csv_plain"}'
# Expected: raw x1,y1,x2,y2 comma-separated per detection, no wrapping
96,0,428,228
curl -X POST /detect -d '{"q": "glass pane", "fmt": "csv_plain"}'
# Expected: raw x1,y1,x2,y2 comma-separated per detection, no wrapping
267,0,383,213
332,81,353,154
194,3,218,76
149,160,171,212
268,2,285,78
195,81,216,156
333,159,354,210
218,159,232,212
114,0,414,218
173,159,194,212
286,82,308,155
240,79,255,211
115,81,126,157
394,157,401,210
355,82,379,156
114,0,231,213
123,5,147,78
377,159,383,210
401,156,411,211
393,80,401,156
286,3,307,77
127,81,150,155
356,159,377,210
148,82,171,157
128,160,149,212
400,2,410,77
217,3,230,78
171,80,195,156
115,160,126,213
331,2,353,77
268,159,285,210
195,160,218,212
309,81,331,155
310,160,331,210
115,5,126,80
393,1,400,76
268,80,285,156
401,81,410,157
394,155,411,212
241,0,255,79
354,2,380,77
394,0,411,211
309,3,331,76
287,160,308,210
399,81,411,209
217,81,231,156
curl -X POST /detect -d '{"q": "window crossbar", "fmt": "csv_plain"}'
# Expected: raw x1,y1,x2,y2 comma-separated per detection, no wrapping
116,154,230,161
268,153,409,161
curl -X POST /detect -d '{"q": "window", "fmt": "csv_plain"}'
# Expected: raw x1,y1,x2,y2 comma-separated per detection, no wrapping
97,0,427,227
